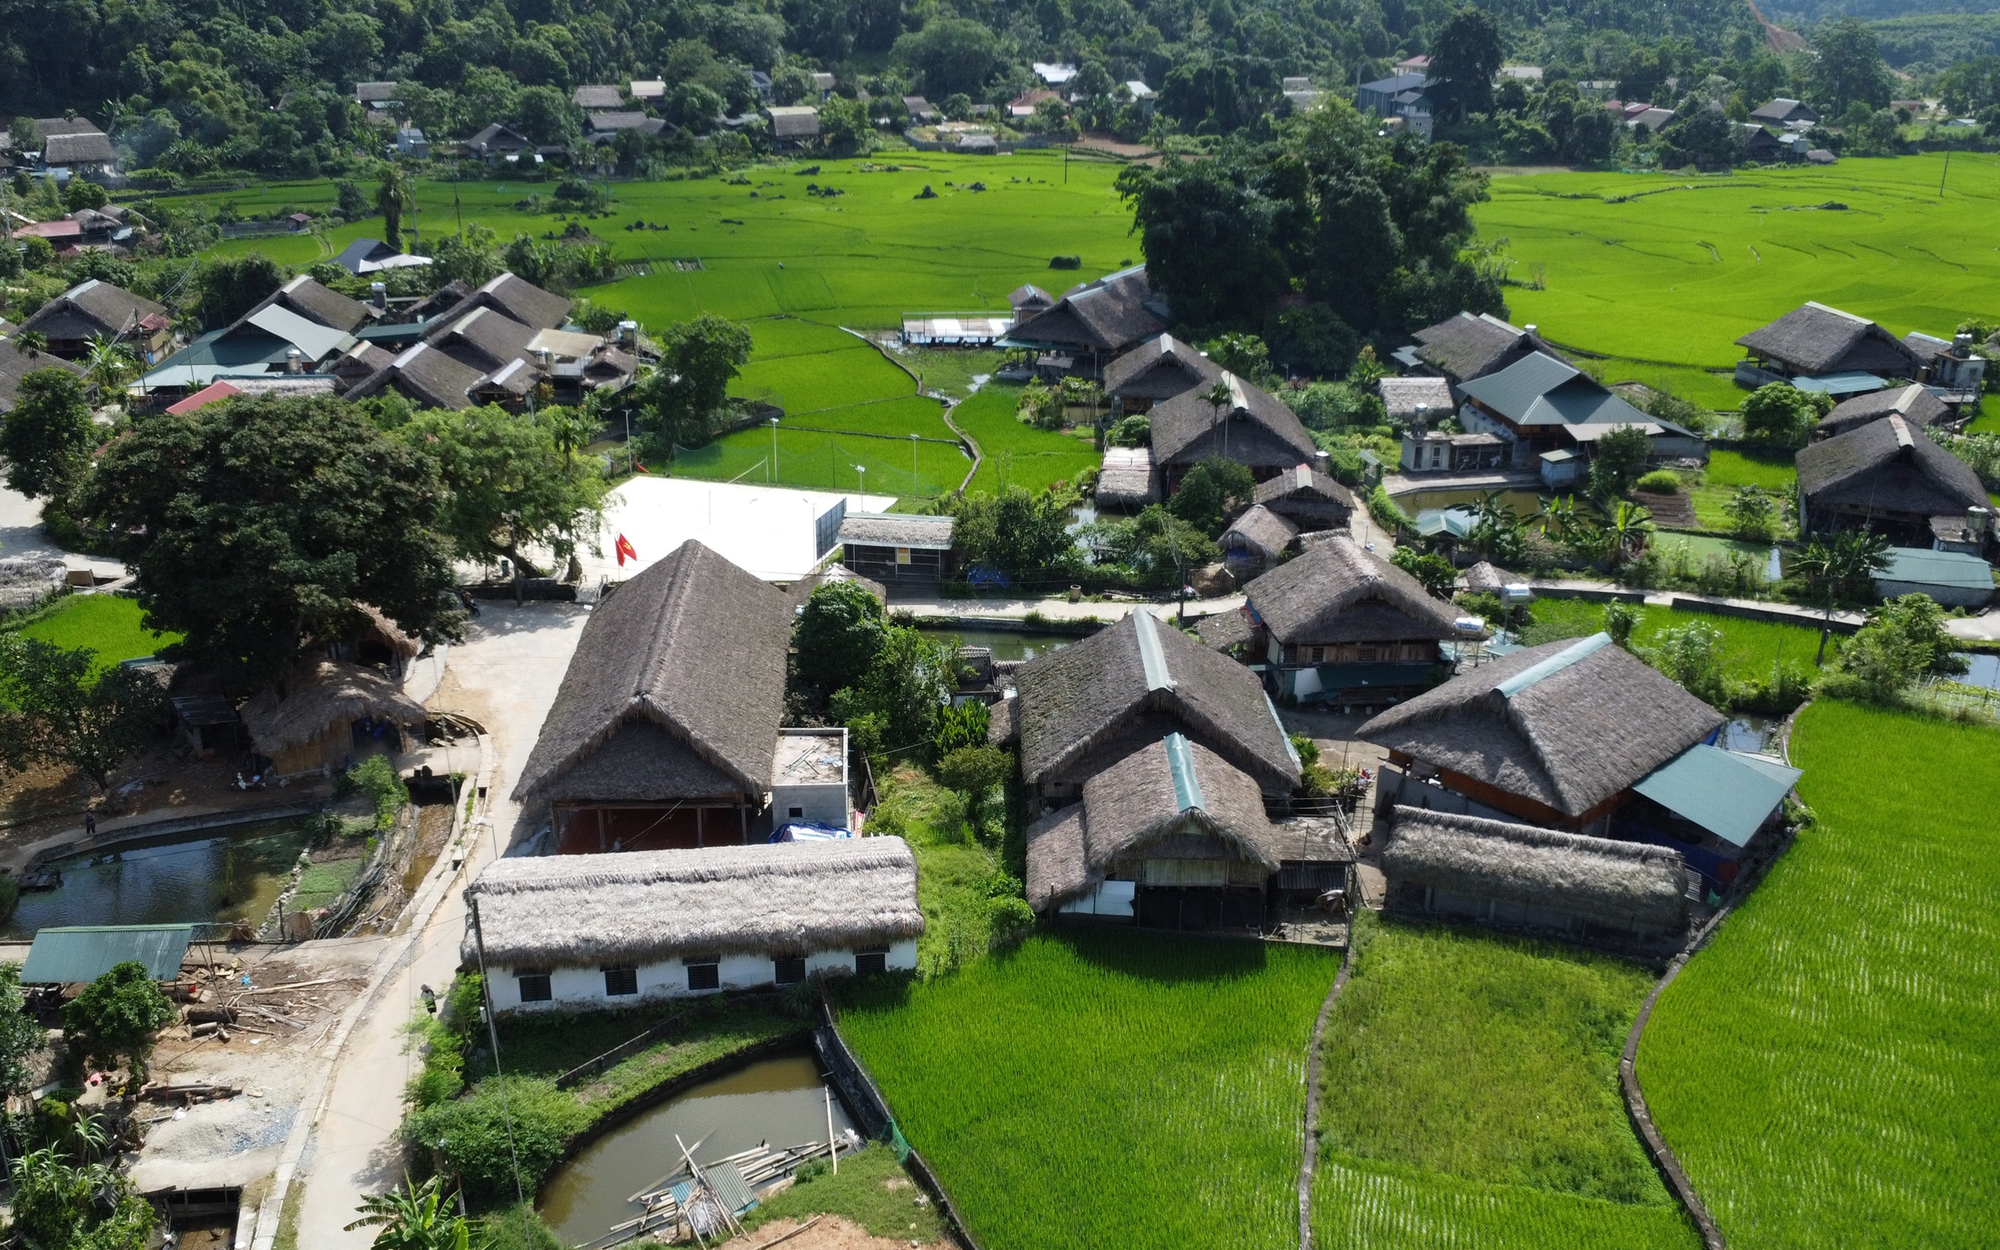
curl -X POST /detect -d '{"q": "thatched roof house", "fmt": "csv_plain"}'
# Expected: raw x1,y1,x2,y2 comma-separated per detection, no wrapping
1406,312,1560,386
1735,302,1919,383
993,609,1301,804
1360,633,1724,832
1219,504,1298,568
0,341,86,412
1380,805,1689,942
1818,383,1948,441
1251,462,1354,530
1095,447,1159,508
1238,534,1461,704
1149,372,1317,487
1459,561,1515,594
241,659,427,775
786,563,886,609
1796,414,1989,546
1005,265,1167,368
1026,733,1288,928
465,838,923,1011
1102,333,1221,413
18,279,168,359
515,539,793,852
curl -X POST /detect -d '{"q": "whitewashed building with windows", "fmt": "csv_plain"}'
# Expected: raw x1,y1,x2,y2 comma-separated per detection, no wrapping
464,838,922,1013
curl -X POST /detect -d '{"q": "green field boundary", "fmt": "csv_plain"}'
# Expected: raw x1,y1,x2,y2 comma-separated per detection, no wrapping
782,423,962,445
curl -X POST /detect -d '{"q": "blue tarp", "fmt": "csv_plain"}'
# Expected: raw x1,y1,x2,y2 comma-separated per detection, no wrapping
770,822,853,843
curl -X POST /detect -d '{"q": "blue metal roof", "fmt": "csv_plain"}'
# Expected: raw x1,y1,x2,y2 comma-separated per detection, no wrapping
1878,547,1995,591
1497,632,1612,699
1792,372,1889,396
1164,732,1205,812
22,925,194,984
1632,744,1802,848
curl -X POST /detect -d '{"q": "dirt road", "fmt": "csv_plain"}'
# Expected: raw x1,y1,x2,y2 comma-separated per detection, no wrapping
278,601,589,1248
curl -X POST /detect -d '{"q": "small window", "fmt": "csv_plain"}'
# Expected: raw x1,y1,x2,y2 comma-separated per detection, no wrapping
788,806,804,818
773,955,807,985
895,547,912,565
685,962,719,991
855,948,888,976
602,966,638,997
516,970,552,1003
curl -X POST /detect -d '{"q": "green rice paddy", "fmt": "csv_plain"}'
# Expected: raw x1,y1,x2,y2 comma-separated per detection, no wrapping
836,929,1337,1250
7,595,179,672
1639,701,2000,1248
950,384,1102,496
1310,918,1695,1250
1519,598,1835,675
1477,155,2000,410
1685,449,1799,533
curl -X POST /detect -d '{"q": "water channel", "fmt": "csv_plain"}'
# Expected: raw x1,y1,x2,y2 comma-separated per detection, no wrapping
539,1049,856,1248
918,627,1085,661
3,817,318,939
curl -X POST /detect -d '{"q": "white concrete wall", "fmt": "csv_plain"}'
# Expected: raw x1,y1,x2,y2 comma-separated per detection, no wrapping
772,782,850,827
490,938,919,1014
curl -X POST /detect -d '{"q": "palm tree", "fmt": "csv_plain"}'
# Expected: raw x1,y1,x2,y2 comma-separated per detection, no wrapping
12,329,46,358
376,165,412,252
1796,528,1892,664
83,336,135,407
1604,500,1654,566
1203,377,1235,461
345,1174,470,1250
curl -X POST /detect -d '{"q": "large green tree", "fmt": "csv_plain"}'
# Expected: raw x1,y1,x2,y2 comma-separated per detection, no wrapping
199,253,288,329
793,580,887,699
1812,17,1889,116
891,18,1001,99
0,638,166,795
74,396,461,685
0,367,93,500
634,315,754,448
948,486,1079,582
402,405,606,577
1426,7,1502,121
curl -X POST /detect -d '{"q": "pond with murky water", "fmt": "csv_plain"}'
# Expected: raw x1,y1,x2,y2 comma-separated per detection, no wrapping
539,1050,854,1248
919,627,1084,662
4,817,319,939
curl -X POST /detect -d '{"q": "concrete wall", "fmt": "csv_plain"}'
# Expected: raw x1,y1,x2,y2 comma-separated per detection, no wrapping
771,782,849,826
491,938,919,1013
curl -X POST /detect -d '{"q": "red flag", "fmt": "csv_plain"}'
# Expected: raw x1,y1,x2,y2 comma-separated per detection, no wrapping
615,534,637,566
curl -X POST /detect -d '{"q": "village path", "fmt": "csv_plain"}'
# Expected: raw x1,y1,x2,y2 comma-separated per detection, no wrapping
285,600,589,1249
0,484,125,578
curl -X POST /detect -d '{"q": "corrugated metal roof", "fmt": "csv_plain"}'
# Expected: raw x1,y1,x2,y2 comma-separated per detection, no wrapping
1164,732,1204,812
1632,744,1801,848
1879,547,1996,591
1497,632,1613,699
22,925,194,984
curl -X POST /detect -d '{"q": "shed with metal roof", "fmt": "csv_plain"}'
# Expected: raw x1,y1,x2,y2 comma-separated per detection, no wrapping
22,925,194,984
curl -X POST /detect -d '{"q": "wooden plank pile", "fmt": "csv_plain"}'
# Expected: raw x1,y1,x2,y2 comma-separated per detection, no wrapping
585,1132,857,1249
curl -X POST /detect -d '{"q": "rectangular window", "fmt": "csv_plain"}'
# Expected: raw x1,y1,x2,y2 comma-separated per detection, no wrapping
789,806,804,818
773,955,807,985
895,547,912,565
602,966,638,997
1359,647,1378,662
515,970,552,1003
855,948,888,976
685,962,719,991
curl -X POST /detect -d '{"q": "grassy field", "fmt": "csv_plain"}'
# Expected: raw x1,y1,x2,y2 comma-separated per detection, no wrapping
1311,918,1695,1250
950,384,1102,495
7,595,179,671
1687,449,1798,533
1478,155,2000,409
172,153,1138,331
1520,599,1835,675
1639,701,2000,1248
836,928,1337,1250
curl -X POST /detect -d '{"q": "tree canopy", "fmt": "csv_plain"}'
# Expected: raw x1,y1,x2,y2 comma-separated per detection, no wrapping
401,404,606,577
0,367,93,500
75,396,461,685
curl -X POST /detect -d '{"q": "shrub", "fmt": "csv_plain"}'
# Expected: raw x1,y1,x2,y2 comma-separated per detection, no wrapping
1390,547,1457,599
1633,470,1681,494
1741,382,1829,449
1048,254,1081,269
1724,486,1782,543
1367,484,1414,534
1106,414,1151,447
933,745,1010,799
406,1075,589,1204
62,962,175,1080
341,755,408,830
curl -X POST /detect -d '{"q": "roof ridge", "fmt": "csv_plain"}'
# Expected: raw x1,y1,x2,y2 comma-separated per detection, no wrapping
1497,632,1613,698
1133,610,1174,692
1164,732,1204,811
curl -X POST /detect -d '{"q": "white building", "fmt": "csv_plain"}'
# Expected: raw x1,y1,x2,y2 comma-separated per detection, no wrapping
772,728,850,828
466,838,923,1014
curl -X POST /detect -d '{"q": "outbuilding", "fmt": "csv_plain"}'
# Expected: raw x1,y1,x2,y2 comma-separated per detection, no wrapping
837,513,955,585
465,838,923,1013
240,659,428,776
1873,547,1995,608
1251,462,1353,531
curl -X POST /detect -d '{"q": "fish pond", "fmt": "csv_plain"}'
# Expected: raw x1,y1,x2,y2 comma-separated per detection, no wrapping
919,627,1083,662
538,1049,855,1248
4,817,320,939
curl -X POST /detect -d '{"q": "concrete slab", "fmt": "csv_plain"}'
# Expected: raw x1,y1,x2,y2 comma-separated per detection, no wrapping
0,484,126,579
581,477,895,584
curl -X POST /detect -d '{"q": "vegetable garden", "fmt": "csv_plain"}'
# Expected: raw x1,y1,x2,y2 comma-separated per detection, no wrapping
1638,701,2000,1249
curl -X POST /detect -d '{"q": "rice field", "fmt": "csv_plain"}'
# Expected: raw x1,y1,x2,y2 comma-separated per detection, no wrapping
950,384,1102,496
6,594,180,672
1310,918,1696,1250
1638,701,2000,1248
1476,154,2000,410
1519,599,1836,675
835,929,1337,1250
1687,449,1798,533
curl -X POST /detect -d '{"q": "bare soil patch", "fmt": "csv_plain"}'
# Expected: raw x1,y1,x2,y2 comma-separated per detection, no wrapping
717,1214,950,1250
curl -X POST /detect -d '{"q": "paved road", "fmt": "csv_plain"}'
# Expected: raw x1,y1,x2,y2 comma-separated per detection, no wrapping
0,484,125,578
285,601,589,1247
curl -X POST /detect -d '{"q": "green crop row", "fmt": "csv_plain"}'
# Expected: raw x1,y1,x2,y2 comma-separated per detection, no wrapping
836,929,1337,1250
950,384,1102,496
1639,701,2000,1248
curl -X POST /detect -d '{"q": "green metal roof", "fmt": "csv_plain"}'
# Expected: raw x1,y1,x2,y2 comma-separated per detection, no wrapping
1878,547,1995,592
21,925,194,984
1164,732,1205,812
1632,744,1802,848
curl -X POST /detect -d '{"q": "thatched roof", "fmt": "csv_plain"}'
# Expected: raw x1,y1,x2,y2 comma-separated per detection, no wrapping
1735,302,1919,376
1007,265,1165,355
1194,608,1254,652
1102,334,1222,401
21,280,165,341
1149,372,1317,469
1381,805,1688,933
515,540,792,803
1025,734,1281,909
354,603,420,659
1378,375,1454,422
1411,312,1556,383
1460,562,1515,594
0,341,85,411
1796,414,1987,516
837,513,955,549
425,306,539,373
1096,447,1158,507
234,275,373,336
1008,609,1301,795
1819,384,1948,438
1358,634,1724,819
787,564,886,609
240,659,427,757
1252,463,1355,514
462,837,924,968
346,343,484,411
1242,534,1460,644
1220,504,1298,560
